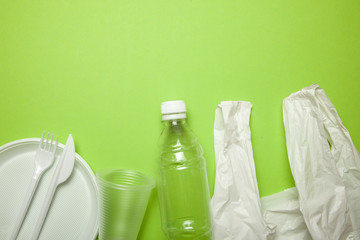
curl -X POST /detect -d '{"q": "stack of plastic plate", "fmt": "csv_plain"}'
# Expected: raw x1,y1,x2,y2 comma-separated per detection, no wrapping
0,139,98,240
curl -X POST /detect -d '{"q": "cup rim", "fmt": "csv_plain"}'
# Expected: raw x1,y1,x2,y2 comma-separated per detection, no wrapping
96,169,155,191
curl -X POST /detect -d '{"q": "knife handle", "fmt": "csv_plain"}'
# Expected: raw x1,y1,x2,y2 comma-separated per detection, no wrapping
32,181,56,240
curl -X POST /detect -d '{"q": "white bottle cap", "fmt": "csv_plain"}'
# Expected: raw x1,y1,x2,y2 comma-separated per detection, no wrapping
161,100,187,120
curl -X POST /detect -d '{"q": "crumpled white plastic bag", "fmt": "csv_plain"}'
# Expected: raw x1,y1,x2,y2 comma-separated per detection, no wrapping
261,187,312,240
283,84,360,240
210,101,271,240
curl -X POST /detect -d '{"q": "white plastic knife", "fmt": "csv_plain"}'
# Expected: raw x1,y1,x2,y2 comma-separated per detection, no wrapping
32,134,75,240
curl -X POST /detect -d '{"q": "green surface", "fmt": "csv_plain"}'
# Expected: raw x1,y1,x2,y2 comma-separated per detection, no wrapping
1,0,359,239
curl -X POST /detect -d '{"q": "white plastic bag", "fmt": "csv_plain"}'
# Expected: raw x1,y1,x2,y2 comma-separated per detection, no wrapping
283,84,360,239
315,87,360,236
211,89,360,240
261,187,312,240
210,101,271,240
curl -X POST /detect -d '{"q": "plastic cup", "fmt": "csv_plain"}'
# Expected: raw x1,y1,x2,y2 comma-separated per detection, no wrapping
96,169,155,240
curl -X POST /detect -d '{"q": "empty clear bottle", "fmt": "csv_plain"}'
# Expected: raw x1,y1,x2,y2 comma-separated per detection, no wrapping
158,100,212,240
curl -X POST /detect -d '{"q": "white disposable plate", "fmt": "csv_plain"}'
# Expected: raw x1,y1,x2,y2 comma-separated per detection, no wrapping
0,138,98,240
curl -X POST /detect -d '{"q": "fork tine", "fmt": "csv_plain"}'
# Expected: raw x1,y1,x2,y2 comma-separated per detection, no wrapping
38,131,45,150
48,134,54,151
52,136,58,155
44,132,50,150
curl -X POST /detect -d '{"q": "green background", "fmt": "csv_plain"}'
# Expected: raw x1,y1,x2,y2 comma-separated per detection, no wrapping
1,0,359,238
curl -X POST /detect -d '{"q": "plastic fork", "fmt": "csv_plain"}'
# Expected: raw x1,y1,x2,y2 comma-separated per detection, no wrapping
10,131,58,240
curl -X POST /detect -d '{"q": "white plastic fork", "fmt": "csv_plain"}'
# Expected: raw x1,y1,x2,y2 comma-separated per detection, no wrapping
10,131,58,240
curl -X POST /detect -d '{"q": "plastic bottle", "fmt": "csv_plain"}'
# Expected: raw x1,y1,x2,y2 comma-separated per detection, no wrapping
158,100,212,240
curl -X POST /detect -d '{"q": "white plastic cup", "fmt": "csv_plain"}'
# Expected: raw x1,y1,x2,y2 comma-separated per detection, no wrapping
96,169,155,240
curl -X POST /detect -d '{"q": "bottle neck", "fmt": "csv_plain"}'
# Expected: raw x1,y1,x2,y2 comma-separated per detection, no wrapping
162,118,187,127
